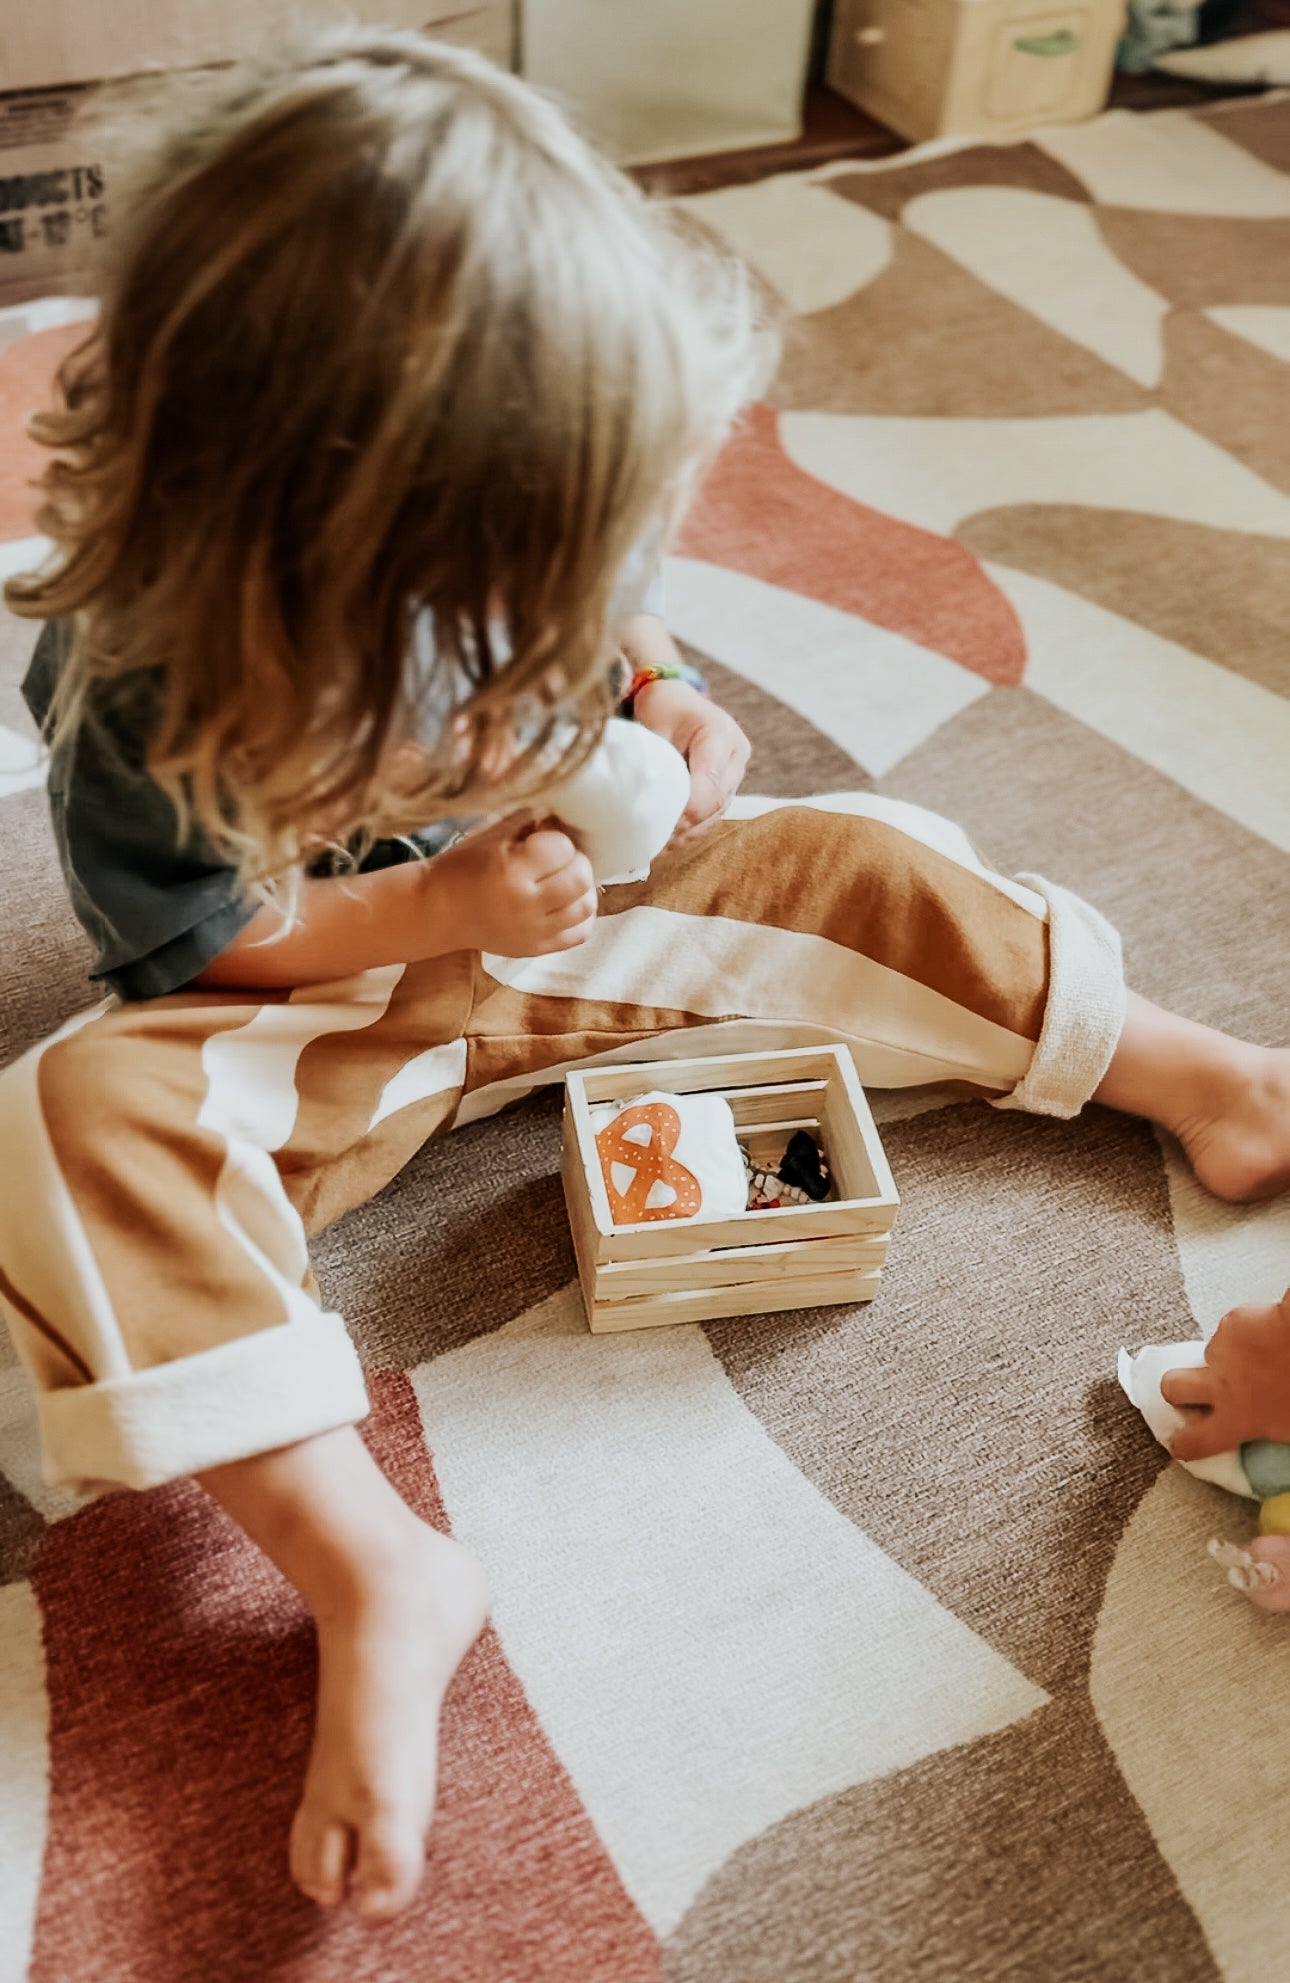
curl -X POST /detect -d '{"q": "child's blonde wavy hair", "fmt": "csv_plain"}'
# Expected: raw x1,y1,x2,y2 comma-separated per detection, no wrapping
6,29,759,889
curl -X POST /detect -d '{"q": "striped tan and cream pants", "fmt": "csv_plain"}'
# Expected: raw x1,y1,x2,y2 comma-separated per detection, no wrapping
0,796,1126,1494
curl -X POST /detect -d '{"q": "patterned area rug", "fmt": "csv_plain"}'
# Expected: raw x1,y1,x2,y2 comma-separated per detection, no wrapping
3,94,1290,1983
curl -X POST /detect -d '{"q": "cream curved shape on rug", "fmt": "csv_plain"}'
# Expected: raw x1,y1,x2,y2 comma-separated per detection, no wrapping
903,186,1170,388
411,1284,1048,1938
1036,108,1290,216
663,556,988,775
988,563,1290,855
1206,305,1290,365
0,1581,49,1983
1092,1466,1290,1983
779,408,1290,541
0,724,45,800
674,177,891,314
1157,1133,1290,1341
0,537,49,585
0,295,96,341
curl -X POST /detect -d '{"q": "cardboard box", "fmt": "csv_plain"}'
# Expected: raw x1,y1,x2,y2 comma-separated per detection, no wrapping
0,4,515,303
0,87,104,303
827,0,1125,144
0,2,514,92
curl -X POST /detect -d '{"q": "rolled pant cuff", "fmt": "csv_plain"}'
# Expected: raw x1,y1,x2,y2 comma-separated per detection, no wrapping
38,1311,370,1492
994,876,1127,1121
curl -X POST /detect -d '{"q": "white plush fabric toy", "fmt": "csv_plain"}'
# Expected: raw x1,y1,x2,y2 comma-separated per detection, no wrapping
1118,1344,1249,1495
1120,1341,1290,1611
540,717,691,886
590,1090,747,1225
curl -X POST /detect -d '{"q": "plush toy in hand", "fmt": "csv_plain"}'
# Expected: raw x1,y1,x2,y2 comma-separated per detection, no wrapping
1121,1294,1290,1611
541,716,692,886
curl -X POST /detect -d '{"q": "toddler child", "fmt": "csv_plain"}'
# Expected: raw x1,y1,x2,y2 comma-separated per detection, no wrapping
3,28,1289,1923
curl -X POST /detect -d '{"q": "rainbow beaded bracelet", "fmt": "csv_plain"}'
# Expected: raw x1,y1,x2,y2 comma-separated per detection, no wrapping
622,659,708,713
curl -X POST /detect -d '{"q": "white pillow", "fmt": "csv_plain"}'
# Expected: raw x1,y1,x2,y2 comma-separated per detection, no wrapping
1156,30,1290,81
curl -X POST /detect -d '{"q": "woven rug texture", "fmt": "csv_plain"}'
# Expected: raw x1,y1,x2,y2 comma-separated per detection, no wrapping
2,94,1290,1983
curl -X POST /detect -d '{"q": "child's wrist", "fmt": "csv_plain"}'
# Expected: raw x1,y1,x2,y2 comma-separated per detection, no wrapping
621,660,707,716
404,852,469,959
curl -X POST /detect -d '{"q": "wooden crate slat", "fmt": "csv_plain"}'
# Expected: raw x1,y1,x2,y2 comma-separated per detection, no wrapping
724,1082,829,1126
589,1269,884,1334
829,1049,900,1206
560,1125,601,1308
596,1232,889,1297
595,1195,898,1261
573,1046,847,1105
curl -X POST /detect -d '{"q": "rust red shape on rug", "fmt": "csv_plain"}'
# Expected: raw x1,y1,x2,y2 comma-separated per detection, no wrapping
27,1371,659,1983
0,324,88,545
675,403,1026,685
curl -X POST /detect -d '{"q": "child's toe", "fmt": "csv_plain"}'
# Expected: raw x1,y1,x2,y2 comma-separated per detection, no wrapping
290,1807,352,1907
355,1812,425,1921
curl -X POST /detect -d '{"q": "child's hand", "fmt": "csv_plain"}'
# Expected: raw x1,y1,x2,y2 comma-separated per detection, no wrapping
631,679,750,838
431,815,597,956
1161,1290,1290,1460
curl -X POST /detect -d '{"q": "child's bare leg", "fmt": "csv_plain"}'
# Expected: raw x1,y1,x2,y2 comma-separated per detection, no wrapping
1095,992,1290,1202
198,1428,488,1922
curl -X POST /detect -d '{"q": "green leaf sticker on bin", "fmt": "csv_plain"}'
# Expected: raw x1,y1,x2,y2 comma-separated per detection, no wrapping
1014,29,1080,56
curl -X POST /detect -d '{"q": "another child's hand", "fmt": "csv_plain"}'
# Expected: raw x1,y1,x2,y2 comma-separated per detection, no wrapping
432,815,597,956
631,679,750,838
1161,1290,1290,1460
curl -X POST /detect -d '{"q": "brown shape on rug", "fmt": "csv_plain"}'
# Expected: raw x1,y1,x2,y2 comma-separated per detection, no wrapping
0,323,87,542
1198,97,1290,175
959,508,1290,701
677,404,1027,683
708,1102,1183,1698
1161,308,1290,499
0,787,97,1067
770,228,1148,419
1096,208,1290,309
827,142,1090,221
882,684,1290,1047
0,614,97,1068
689,652,872,796
312,1087,577,1369
0,1468,45,1586
28,1370,660,1983
664,1696,1218,1983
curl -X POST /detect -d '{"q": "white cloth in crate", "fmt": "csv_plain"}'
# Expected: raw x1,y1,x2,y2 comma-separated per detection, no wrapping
590,1090,747,1225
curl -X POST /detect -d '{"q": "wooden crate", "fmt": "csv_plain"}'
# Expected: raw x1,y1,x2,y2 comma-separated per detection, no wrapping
562,1045,899,1333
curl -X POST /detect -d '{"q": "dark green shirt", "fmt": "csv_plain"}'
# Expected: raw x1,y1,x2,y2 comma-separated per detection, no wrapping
23,621,463,1000
23,564,664,1000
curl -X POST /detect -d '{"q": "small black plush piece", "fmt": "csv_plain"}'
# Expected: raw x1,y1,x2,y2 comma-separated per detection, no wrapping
778,1129,831,1202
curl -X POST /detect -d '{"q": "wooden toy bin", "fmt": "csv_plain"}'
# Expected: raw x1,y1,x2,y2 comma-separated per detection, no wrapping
561,1045,899,1334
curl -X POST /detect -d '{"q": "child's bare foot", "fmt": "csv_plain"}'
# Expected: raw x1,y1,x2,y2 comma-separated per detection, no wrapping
199,1426,489,1922
1170,1043,1290,1204
1095,996,1290,1204
291,1522,489,1919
